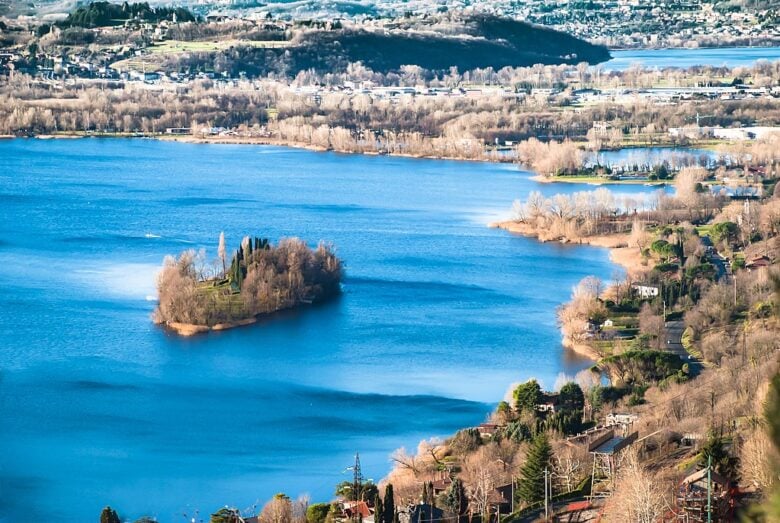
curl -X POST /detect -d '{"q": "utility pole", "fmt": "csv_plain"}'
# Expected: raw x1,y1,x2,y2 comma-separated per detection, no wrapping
346,453,364,523
663,299,666,321
707,454,712,523
353,452,363,502
511,478,514,513
544,467,549,521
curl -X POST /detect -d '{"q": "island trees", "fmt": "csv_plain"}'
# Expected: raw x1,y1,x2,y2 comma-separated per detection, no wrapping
100,507,120,523
154,234,342,332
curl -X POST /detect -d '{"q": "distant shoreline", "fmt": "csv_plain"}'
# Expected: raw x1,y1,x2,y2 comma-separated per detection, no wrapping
12,132,713,182
608,43,780,51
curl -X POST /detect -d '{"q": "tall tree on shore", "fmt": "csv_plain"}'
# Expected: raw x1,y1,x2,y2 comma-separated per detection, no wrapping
218,231,227,277
516,434,552,506
383,484,395,523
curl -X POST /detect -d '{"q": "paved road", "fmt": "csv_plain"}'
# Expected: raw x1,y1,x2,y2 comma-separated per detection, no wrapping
665,319,703,375
700,236,730,282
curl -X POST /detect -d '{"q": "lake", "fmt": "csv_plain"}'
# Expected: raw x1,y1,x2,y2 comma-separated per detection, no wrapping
0,138,657,522
605,46,780,70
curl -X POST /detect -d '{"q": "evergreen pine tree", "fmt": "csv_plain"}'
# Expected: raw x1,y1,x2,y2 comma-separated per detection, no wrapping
513,379,542,414
236,260,244,289
445,478,467,517
515,433,552,506
383,484,395,523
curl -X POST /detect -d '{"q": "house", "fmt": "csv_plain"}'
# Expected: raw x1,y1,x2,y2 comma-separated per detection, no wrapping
493,483,514,515
340,500,373,523
537,392,559,413
431,476,452,495
165,127,191,135
746,255,771,270
677,467,734,520
477,423,501,437
632,284,660,299
397,503,443,523
605,412,638,427
601,318,614,328
591,120,611,136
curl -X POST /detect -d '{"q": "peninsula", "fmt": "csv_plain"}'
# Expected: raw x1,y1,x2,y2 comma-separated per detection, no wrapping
153,234,342,335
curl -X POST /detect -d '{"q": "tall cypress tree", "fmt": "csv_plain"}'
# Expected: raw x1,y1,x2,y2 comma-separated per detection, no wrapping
383,484,395,523
374,494,383,523
515,433,552,506
445,478,467,517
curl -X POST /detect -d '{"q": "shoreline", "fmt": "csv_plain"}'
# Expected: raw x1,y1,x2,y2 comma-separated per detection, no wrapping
12,132,711,171
489,219,647,363
488,220,641,275
161,135,509,163
163,317,259,336
530,173,668,186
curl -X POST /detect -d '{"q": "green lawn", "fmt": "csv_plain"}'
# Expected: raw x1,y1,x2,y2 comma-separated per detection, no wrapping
695,224,713,238
198,281,246,319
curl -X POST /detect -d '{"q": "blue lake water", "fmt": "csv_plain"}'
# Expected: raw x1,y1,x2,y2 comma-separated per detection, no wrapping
606,46,780,70
0,139,658,522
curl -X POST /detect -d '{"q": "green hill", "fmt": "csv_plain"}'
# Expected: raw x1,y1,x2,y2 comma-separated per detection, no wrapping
167,16,610,77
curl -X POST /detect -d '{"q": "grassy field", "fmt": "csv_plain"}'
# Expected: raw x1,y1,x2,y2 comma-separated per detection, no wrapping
110,39,292,72
694,224,714,237
109,57,164,72
148,39,292,54
198,280,247,319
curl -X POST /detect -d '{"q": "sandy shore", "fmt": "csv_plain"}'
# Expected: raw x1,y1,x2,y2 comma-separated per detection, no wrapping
562,338,602,361
35,134,84,140
160,134,331,152
165,317,258,336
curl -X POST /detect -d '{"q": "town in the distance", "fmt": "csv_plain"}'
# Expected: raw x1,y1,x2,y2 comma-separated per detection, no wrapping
1,0,780,521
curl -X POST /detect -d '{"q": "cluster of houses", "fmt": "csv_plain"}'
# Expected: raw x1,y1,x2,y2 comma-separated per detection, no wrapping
515,0,778,49
670,125,780,141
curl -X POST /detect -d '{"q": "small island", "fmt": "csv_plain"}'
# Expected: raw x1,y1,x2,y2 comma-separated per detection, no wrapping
153,234,342,335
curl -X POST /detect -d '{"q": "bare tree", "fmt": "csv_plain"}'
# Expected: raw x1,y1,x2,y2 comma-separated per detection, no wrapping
605,450,667,523
218,231,227,277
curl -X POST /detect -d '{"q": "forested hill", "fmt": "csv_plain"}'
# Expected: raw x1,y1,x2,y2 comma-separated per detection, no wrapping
168,16,610,77
295,17,611,71
60,1,197,28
